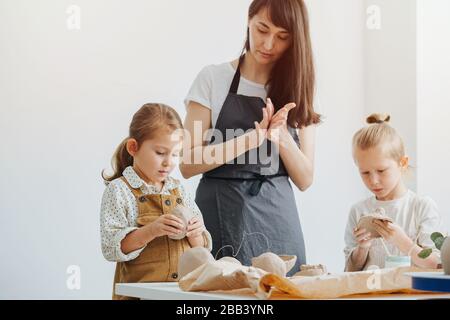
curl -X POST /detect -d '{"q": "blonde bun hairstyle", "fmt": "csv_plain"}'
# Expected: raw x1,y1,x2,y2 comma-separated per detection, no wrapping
366,113,391,124
352,113,406,163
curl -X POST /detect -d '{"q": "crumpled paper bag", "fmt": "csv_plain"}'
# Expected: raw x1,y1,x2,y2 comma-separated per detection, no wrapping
180,262,437,299
178,259,266,292
178,248,297,292
255,266,432,299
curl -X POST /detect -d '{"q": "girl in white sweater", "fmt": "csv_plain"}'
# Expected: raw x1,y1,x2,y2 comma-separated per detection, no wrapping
344,113,443,271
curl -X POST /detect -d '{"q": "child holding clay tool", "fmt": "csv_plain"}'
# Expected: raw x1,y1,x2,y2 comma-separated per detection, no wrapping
344,113,443,271
100,103,212,299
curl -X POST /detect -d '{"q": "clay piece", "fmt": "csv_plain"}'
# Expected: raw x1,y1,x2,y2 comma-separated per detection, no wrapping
168,205,196,240
251,252,297,277
357,208,393,238
218,256,242,265
294,264,328,277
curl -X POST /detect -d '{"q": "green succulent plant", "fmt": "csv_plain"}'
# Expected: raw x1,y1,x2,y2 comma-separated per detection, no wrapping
418,232,447,259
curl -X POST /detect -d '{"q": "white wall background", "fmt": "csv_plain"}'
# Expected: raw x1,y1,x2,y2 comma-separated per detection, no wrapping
416,0,450,231
298,0,366,273
0,0,447,299
364,0,417,191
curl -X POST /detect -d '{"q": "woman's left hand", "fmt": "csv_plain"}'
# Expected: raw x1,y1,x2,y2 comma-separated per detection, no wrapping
266,98,296,146
373,220,412,252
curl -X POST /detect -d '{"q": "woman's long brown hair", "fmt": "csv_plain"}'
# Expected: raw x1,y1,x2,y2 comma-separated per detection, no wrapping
244,0,321,128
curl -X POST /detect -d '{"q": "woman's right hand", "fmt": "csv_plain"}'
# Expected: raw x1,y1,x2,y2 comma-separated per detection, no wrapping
253,98,275,147
147,214,185,238
353,227,374,249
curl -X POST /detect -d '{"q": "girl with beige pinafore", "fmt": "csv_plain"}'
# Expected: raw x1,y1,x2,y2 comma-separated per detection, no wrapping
100,103,212,299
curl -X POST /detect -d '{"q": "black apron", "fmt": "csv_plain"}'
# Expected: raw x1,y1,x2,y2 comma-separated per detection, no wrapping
195,55,306,275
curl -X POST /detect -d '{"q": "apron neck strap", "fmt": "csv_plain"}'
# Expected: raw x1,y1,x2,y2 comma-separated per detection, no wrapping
229,54,245,94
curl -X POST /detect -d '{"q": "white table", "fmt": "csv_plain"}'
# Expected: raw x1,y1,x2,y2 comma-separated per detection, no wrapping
116,282,450,300
116,282,256,300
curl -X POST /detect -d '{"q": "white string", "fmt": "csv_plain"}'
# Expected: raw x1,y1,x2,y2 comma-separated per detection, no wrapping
380,238,392,257
214,231,271,260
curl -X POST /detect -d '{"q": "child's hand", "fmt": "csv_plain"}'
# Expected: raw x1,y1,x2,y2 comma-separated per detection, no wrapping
186,216,205,239
148,214,185,238
372,220,412,252
354,227,374,249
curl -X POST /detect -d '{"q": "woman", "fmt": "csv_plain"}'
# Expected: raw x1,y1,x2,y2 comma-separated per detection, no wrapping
181,0,321,275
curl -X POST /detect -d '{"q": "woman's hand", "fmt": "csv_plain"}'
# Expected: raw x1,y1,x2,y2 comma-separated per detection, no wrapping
373,220,412,253
253,98,274,147
147,214,185,238
266,98,296,146
353,227,374,249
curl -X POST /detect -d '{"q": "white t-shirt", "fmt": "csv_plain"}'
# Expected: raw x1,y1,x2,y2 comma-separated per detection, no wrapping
344,189,443,270
184,62,267,128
